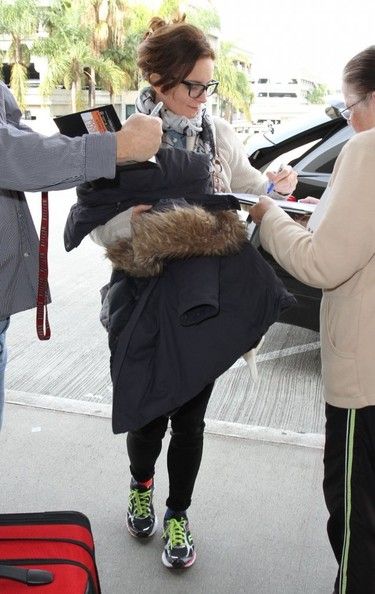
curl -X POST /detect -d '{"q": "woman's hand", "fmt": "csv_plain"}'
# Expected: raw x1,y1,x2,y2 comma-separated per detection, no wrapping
131,204,152,218
298,196,320,205
250,196,277,225
266,165,298,195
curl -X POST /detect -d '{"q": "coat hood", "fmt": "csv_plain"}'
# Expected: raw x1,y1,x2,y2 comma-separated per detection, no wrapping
106,205,247,277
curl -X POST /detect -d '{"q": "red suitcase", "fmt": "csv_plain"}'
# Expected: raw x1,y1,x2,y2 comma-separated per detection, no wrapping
0,511,101,593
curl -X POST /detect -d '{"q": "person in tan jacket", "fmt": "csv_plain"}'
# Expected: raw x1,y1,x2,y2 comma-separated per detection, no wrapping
250,46,375,594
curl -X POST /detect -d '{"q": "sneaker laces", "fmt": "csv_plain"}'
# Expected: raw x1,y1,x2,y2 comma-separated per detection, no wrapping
163,517,187,547
129,488,152,518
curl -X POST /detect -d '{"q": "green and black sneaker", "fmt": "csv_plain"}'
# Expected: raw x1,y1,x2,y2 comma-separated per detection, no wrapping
126,477,158,538
162,512,196,568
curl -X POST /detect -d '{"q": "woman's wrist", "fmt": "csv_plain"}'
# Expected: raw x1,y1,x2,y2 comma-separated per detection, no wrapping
274,189,291,196
268,189,290,200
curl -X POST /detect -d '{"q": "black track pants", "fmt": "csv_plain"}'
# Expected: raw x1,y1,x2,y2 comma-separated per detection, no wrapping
324,403,375,594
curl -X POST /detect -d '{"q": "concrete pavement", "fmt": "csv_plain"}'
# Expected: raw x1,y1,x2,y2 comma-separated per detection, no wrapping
0,401,336,594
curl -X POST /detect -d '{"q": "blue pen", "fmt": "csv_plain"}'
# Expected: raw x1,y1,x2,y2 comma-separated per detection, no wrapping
266,181,275,194
267,164,284,194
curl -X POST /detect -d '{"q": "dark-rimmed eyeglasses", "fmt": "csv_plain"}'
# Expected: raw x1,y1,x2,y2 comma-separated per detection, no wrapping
181,79,219,98
340,96,367,120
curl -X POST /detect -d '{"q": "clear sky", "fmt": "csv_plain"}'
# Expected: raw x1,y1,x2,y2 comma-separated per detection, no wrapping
212,0,375,88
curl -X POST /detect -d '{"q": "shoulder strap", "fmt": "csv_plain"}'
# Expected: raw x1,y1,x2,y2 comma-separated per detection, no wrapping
202,114,224,193
36,191,51,340
209,114,217,149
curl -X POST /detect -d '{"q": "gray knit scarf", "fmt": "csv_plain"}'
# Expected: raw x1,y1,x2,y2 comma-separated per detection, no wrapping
135,86,223,190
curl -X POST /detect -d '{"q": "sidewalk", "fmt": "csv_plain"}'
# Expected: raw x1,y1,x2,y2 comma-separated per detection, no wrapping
0,402,336,594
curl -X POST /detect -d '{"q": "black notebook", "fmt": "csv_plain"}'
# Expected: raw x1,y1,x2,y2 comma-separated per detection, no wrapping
54,104,158,170
54,104,122,137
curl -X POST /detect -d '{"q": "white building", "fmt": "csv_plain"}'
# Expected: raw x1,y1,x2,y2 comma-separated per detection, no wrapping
250,75,318,127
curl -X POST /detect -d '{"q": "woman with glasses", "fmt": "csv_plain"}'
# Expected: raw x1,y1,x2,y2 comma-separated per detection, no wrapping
133,16,296,198
91,15,296,571
250,46,375,594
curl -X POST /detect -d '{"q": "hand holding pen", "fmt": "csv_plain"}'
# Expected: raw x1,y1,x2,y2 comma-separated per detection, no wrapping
116,111,162,163
266,163,298,196
266,163,284,194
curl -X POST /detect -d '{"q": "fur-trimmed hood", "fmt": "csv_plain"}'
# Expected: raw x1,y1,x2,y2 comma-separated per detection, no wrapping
106,205,248,277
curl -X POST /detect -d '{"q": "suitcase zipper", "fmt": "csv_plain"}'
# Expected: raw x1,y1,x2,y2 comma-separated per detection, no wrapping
0,536,94,556
0,512,92,529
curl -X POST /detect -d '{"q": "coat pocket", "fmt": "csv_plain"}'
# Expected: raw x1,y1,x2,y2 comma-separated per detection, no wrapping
321,340,360,399
322,292,362,356
320,293,362,399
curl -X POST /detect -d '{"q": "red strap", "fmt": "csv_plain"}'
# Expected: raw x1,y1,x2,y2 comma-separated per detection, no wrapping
36,191,51,340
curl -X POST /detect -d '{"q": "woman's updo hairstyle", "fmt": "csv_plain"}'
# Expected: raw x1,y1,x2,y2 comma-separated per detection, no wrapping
137,15,215,93
343,45,375,96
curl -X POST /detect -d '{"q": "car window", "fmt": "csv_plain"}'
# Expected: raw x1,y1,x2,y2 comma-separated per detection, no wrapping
262,113,332,144
292,127,352,174
264,140,321,173
315,157,337,174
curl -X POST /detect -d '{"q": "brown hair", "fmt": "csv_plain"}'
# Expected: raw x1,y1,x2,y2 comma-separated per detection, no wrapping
343,45,375,96
137,16,215,93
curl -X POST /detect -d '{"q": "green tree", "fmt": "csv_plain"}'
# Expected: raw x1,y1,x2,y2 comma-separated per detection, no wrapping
33,0,125,111
114,2,167,91
76,0,130,106
158,0,180,19
158,0,220,30
0,0,40,111
119,2,221,91
306,83,328,104
186,6,220,32
122,3,250,126
215,42,253,123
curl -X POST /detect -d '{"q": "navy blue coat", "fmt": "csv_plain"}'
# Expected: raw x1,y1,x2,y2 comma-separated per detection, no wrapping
107,245,295,433
64,147,214,251
64,147,296,433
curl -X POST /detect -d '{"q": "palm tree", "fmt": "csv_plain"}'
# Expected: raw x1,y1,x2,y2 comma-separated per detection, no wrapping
185,4,221,32
158,0,180,19
114,3,154,91
76,0,129,106
215,41,253,123
34,0,126,111
117,2,221,92
98,0,132,103
0,0,40,111
41,42,125,112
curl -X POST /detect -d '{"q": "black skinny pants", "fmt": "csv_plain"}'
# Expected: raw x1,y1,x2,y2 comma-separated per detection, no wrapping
127,383,214,512
324,403,375,594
